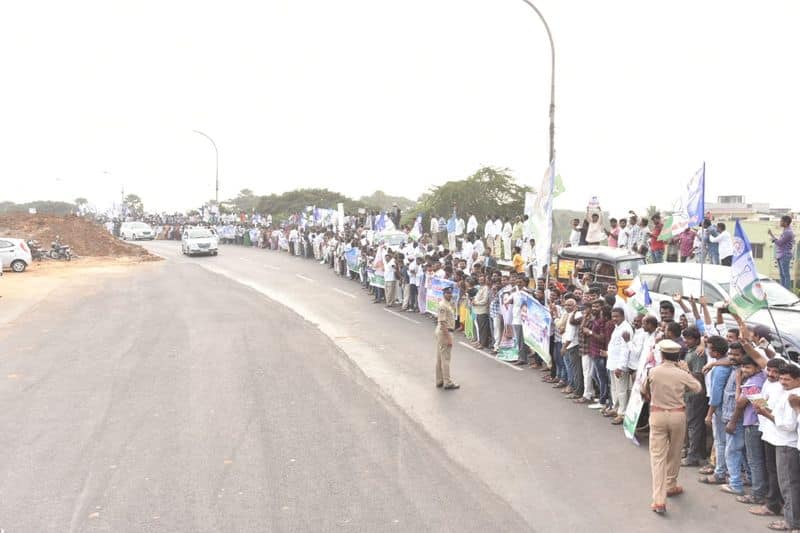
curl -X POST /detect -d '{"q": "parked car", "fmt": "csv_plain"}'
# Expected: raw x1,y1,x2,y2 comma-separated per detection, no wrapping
181,227,219,256
120,222,155,240
0,238,33,272
634,263,800,359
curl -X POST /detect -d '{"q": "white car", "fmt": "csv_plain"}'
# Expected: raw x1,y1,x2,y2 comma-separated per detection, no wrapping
120,222,155,240
182,227,219,256
634,262,800,358
0,238,32,272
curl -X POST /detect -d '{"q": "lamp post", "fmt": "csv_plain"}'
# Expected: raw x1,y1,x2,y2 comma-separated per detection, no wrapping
518,0,556,164
192,130,219,204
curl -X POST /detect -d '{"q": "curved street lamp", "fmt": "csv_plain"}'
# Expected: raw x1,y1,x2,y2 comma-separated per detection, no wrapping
193,130,219,203
518,0,556,164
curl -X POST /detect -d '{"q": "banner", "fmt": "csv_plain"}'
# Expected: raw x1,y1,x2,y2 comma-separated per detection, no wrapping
623,334,657,444
425,278,460,315
496,288,518,361
524,163,555,273
367,268,385,288
345,248,360,273
519,292,552,365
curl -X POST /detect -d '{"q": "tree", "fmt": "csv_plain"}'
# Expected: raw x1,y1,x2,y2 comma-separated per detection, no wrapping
255,188,355,220
409,166,530,228
124,194,144,217
74,197,89,208
231,189,258,212
358,190,416,213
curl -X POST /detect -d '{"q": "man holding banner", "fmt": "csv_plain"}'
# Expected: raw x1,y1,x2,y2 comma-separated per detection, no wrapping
435,286,459,390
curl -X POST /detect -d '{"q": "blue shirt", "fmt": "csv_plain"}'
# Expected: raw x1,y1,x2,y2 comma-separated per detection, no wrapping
709,363,732,409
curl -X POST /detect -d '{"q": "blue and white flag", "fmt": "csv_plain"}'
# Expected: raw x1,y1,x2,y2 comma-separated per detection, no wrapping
376,211,386,232
685,164,705,227
729,220,768,318
643,281,653,306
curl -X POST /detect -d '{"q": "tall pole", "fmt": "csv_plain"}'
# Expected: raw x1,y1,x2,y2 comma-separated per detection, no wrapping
518,0,556,164
193,130,219,204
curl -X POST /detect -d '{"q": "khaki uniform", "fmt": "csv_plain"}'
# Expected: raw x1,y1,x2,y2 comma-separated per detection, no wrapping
642,361,703,505
435,299,456,386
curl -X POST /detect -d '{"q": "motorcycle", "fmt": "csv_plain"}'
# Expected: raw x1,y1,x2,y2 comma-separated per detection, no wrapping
26,239,47,261
49,236,72,261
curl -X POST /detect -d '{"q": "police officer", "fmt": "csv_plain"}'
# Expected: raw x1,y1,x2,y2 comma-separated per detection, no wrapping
435,286,459,390
641,339,702,514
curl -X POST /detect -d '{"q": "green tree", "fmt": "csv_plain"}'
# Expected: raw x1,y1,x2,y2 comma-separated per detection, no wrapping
74,197,89,208
358,190,416,213
231,189,258,212
256,188,355,220
124,194,144,217
409,166,530,228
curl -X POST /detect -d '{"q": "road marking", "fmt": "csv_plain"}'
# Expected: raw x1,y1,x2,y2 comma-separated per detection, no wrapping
295,274,314,282
332,288,356,299
383,308,421,324
458,342,524,372
264,264,280,270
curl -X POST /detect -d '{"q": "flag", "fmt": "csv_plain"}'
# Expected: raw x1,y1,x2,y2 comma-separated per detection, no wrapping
530,161,555,270
661,164,706,239
626,278,653,317
376,211,386,232
729,220,768,318
553,174,565,198
409,214,423,241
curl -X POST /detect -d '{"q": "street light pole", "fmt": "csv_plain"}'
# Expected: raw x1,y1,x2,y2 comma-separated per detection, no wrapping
192,130,219,204
518,0,556,164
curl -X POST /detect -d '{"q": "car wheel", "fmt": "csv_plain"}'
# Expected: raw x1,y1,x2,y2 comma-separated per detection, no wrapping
212,251,218,256
11,259,26,273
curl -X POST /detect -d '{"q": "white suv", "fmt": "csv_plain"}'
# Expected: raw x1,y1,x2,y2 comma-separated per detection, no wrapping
0,238,32,272
182,227,218,256
120,222,155,240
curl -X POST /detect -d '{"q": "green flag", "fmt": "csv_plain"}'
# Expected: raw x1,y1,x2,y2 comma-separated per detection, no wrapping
553,174,565,198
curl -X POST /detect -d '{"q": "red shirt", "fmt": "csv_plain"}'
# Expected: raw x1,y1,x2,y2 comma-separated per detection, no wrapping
650,222,665,252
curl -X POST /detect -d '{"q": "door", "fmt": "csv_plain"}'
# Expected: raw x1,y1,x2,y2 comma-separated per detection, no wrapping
0,240,14,268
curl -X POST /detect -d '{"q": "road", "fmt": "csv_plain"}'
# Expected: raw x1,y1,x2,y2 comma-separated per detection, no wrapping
0,241,765,532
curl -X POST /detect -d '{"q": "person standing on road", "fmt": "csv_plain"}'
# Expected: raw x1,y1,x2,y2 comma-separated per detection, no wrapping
435,286,459,390
642,339,703,515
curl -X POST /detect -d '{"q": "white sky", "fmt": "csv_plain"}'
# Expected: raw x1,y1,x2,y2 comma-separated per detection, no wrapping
2,0,799,216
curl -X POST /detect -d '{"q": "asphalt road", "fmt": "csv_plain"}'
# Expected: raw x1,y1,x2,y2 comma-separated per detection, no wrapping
0,241,767,532
0,259,527,532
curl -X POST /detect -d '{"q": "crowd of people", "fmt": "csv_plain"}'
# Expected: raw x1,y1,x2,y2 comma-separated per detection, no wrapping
114,202,797,525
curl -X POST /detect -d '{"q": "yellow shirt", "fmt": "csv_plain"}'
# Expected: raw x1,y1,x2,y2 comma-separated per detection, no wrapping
512,253,525,273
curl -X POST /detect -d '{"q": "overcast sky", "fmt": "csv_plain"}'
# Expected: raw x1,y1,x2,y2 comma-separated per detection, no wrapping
2,0,799,216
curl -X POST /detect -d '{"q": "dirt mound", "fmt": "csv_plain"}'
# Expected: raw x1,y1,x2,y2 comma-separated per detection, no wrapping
0,214,157,259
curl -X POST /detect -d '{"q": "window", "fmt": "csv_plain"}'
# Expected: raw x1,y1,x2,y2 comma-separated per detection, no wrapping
751,243,764,259
0,240,11,248
657,276,683,296
639,273,658,289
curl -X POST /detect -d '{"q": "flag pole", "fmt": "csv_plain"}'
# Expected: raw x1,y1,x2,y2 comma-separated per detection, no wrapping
765,305,788,357
700,162,706,297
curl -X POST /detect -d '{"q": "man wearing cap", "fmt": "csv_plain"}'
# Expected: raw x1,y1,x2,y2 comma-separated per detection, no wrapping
642,339,703,515
435,286,460,390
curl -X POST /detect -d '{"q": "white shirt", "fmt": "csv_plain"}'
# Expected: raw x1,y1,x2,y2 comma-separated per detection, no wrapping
455,218,465,236
467,215,478,234
384,259,396,282
710,230,733,259
607,321,634,371
502,222,512,238
407,261,418,285
773,386,800,448
461,240,474,262
628,328,648,371
430,218,439,233
632,330,657,372
569,228,581,247
617,226,631,249
493,219,503,236
484,220,495,238
511,290,523,325
562,311,578,346
758,380,785,446
473,239,485,256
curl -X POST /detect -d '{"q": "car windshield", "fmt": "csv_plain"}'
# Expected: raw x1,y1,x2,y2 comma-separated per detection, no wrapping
133,223,149,229
616,259,642,281
717,279,799,307
188,229,213,239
